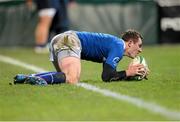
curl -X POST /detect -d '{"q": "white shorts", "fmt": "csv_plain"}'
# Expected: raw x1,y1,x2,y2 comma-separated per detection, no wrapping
49,31,82,71
38,8,56,17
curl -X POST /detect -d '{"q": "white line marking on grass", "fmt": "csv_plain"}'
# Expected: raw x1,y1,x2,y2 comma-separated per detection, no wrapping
0,54,180,120
0,55,45,72
77,83,180,120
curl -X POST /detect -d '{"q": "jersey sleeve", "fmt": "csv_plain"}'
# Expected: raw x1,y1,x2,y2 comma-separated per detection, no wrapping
105,43,124,69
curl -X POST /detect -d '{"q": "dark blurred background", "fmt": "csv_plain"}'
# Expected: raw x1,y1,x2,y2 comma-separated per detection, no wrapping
0,0,180,47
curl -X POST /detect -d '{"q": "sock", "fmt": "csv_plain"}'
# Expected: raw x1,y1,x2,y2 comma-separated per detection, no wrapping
36,44,47,48
32,72,66,84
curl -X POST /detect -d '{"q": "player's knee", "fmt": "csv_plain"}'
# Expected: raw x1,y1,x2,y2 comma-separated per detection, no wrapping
66,75,79,84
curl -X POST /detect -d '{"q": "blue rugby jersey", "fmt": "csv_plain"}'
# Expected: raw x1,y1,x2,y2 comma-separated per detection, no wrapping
76,31,125,69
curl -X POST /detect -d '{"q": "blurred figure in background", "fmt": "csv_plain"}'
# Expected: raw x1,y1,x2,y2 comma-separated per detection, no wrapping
27,0,74,53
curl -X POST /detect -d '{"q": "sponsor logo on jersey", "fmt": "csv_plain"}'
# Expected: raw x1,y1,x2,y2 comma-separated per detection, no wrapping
113,57,120,67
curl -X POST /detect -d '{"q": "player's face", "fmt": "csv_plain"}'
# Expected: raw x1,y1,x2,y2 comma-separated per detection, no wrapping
128,38,142,58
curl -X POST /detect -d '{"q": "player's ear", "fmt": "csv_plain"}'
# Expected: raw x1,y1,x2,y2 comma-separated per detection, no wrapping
128,40,133,47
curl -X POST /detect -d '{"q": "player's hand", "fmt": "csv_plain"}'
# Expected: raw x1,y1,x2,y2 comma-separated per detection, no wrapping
143,67,150,80
126,64,146,77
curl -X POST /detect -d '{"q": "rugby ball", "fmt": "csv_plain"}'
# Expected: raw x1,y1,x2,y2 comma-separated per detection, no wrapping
130,56,149,81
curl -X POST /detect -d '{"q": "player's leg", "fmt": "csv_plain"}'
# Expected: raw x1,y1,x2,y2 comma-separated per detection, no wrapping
14,71,66,85
58,56,81,84
33,72,66,84
34,0,56,53
50,31,82,84
35,15,53,46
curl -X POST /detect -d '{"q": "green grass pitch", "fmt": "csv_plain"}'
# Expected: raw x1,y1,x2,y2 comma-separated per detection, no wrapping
0,45,180,121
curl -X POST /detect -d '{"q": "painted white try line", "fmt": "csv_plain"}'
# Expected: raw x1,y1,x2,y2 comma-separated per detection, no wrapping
0,54,180,120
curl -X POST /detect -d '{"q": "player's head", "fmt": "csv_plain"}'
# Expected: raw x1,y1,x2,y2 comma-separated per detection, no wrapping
122,29,143,58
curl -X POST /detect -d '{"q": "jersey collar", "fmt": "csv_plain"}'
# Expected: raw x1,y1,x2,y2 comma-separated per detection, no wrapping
122,40,126,50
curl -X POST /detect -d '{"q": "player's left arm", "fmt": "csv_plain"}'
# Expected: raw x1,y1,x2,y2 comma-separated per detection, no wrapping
101,45,129,81
101,62,145,82
101,44,127,82
101,47,145,82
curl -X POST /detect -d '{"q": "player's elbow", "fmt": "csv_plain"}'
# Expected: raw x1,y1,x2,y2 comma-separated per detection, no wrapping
101,63,115,82
101,73,111,82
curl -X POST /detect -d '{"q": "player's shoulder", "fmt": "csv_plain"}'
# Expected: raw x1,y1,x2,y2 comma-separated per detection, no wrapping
76,31,114,37
110,37,125,55
76,31,124,44
111,36,124,47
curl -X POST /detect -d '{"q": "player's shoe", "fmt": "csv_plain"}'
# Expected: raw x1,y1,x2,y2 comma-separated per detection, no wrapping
34,45,49,54
14,74,28,84
25,76,48,85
